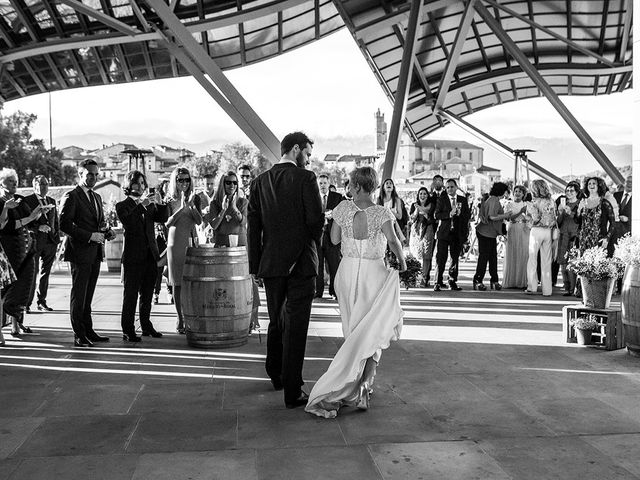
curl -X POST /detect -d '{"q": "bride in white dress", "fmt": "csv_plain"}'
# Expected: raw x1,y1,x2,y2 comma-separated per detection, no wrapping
306,166,406,419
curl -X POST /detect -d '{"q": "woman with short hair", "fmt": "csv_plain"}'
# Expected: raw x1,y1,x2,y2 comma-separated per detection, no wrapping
526,179,557,296
557,181,582,296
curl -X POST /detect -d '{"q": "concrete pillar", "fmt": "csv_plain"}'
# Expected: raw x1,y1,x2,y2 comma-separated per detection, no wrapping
633,3,640,235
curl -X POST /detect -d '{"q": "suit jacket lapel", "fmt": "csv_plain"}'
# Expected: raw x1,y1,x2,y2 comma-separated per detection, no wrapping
76,186,99,220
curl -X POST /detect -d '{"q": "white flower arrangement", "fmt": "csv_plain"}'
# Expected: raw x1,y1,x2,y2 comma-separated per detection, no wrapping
570,314,598,331
567,246,625,280
614,234,640,266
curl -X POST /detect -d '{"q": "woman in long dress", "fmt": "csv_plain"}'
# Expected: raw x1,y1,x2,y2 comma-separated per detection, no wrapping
165,167,202,333
556,181,581,295
306,166,406,419
503,185,530,289
408,187,436,287
577,177,615,255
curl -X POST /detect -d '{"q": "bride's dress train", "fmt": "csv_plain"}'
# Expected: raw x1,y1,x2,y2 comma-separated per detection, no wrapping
305,202,404,419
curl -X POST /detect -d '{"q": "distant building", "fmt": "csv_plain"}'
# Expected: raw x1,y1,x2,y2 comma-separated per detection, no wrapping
374,109,387,155
322,153,379,173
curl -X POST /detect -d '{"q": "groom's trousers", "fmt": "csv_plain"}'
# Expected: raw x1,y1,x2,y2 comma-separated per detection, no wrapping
263,270,315,404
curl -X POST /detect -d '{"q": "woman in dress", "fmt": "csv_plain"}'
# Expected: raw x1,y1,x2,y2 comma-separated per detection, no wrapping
473,182,520,291
556,181,581,296
306,166,406,419
205,171,260,331
165,167,202,333
377,178,406,243
503,185,530,289
526,179,557,296
0,168,44,337
577,177,615,255
408,187,436,287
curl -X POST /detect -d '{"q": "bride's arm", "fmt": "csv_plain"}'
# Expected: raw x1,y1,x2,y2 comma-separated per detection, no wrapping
330,221,341,245
382,220,406,272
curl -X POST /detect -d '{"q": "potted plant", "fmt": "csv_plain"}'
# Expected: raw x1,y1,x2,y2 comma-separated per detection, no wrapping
570,314,598,345
614,234,640,356
567,246,625,308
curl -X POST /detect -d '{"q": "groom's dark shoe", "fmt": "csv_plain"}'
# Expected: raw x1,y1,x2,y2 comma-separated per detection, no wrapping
285,391,309,409
270,377,283,391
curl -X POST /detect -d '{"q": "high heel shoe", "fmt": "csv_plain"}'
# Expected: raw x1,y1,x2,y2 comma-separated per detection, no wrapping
19,323,33,334
356,383,370,410
473,281,487,291
490,282,502,291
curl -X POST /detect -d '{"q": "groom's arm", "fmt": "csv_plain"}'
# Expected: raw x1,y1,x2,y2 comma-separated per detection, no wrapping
303,171,324,243
247,179,263,275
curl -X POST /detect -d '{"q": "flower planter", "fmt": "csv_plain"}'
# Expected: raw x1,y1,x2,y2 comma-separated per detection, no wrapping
575,328,593,345
621,264,640,357
579,276,615,309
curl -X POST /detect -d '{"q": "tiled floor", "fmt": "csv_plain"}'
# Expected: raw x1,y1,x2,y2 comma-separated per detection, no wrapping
1,262,640,479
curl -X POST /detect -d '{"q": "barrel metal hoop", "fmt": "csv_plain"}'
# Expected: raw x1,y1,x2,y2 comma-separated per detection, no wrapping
185,259,247,265
182,276,250,282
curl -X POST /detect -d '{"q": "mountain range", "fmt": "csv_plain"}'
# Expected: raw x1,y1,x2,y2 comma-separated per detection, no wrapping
55,132,630,177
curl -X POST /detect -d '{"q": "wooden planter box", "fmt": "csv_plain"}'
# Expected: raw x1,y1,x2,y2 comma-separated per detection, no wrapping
562,305,624,350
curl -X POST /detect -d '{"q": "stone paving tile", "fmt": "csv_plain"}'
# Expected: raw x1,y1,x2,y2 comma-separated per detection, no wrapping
237,408,345,449
13,415,140,458
337,404,450,445
369,441,511,480
257,445,382,480
131,450,258,480
129,382,223,414
5,454,139,480
0,418,45,459
221,379,285,411
481,436,640,480
385,371,487,406
584,434,640,477
0,386,52,419
464,371,577,404
526,397,640,436
34,384,142,417
0,459,20,480
126,410,237,454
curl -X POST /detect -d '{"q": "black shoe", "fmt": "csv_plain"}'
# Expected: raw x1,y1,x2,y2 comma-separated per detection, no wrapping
74,335,94,347
433,283,448,291
36,302,53,312
285,391,309,409
122,333,141,343
19,324,33,334
142,329,163,338
87,332,110,342
473,281,487,291
448,280,462,291
270,377,283,391
490,282,502,291
25,307,31,314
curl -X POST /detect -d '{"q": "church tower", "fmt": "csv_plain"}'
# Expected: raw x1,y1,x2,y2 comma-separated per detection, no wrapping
374,108,387,155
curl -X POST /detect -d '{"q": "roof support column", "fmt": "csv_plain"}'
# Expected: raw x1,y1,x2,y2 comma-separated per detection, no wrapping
382,0,424,181
141,0,281,163
475,1,624,185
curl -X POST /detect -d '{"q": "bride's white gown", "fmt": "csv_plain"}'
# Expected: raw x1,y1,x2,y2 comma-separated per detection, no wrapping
305,201,404,418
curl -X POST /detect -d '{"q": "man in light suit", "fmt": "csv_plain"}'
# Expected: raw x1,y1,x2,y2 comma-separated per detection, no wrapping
59,159,115,347
315,173,344,299
248,131,324,409
434,178,471,291
25,175,60,312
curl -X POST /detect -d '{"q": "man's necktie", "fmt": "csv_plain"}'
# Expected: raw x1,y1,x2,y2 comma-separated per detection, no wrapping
322,194,327,212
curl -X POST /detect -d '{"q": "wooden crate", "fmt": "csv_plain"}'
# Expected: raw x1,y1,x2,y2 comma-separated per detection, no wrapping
562,305,624,350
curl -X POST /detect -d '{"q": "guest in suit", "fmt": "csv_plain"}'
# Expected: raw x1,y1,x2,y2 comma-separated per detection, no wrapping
197,173,216,243
24,175,60,312
116,170,169,342
59,159,115,347
434,179,471,291
237,164,253,199
614,175,632,293
315,173,344,299
248,131,324,409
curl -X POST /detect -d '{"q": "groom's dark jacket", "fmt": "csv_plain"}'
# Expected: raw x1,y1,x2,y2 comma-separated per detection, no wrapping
247,162,324,278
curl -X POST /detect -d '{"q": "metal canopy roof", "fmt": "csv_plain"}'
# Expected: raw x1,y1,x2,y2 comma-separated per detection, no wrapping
0,0,342,101
0,0,633,142
334,0,633,142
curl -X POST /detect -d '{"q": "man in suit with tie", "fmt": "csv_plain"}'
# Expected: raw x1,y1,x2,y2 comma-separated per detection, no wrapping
25,175,60,312
116,170,169,342
59,159,116,347
315,173,344,299
434,178,470,291
613,175,632,293
248,131,324,409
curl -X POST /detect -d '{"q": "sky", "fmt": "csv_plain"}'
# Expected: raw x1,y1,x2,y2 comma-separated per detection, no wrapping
2,28,634,164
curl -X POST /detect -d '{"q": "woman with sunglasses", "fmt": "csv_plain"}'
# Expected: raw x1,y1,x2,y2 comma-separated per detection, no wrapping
206,171,248,247
166,167,202,334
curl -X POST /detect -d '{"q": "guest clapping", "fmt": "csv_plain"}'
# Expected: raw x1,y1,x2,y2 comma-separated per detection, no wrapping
377,178,407,243
526,180,557,296
556,181,581,296
165,167,202,334
116,171,169,342
502,185,530,289
577,177,615,255
409,187,436,287
205,171,248,247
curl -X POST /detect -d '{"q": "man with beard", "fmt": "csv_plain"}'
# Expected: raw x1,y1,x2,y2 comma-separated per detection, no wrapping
248,131,324,409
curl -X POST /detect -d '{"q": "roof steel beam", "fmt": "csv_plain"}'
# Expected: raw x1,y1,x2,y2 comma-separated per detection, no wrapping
20,59,46,92
483,0,617,68
8,0,39,41
618,0,632,63
142,0,280,163
434,0,476,111
475,1,624,185
57,0,140,36
382,0,424,180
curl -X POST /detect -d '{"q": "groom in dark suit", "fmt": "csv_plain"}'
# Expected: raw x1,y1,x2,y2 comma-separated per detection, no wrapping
248,131,324,408
59,159,115,347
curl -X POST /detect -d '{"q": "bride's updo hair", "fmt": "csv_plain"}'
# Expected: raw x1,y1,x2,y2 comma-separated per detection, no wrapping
349,166,378,194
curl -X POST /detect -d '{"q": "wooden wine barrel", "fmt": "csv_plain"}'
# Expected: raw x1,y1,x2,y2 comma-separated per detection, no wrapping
621,264,640,356
181,245,253,348
105,228,123,273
